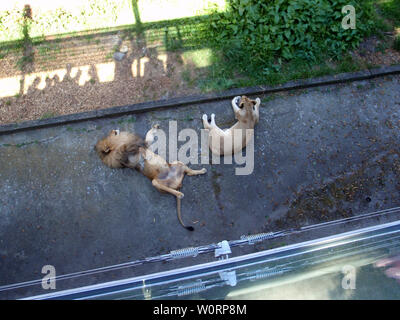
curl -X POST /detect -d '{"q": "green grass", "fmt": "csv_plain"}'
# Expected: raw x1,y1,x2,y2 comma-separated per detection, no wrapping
188,0,399,93
193,50,370,93
376,41,390,53
34,42,61,63
181,68,198,88
40,111,57,120
116,116,137,125
37,43,61,56
16,53,33,71
394,35,400,51
378,0,400,26
375,0,400,51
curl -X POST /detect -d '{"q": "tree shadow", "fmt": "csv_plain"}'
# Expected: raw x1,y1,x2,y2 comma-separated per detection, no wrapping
0,2,215,124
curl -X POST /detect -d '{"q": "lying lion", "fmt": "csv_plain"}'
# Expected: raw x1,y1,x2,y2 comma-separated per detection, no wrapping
202,95,261,155
95,125,207,231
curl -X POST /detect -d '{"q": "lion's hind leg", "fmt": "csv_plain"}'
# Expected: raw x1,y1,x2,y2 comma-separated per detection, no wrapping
183,166,207,176
152,179,184,199
169,161,207,176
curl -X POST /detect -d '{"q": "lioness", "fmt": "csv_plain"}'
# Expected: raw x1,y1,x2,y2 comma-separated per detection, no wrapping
95,125,207,231
202,95,260,155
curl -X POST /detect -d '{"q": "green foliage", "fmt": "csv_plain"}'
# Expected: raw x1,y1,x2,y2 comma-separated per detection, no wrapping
40,111,57,120
201,0,376,77
16,52,33,71
394,35,400,52
378,0,400,26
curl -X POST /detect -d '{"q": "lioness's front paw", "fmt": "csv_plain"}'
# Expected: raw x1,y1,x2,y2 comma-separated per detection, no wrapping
177,192,184,199
200,168,207,174
202,114,208,122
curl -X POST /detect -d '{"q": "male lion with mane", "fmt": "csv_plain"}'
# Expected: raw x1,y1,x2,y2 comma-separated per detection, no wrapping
95,125,207,231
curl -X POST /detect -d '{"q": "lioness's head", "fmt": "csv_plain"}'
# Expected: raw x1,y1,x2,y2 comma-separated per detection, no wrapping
236,95,260,123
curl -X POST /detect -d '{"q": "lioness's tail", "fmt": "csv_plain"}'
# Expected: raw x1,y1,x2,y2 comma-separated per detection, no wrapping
176,197,194,231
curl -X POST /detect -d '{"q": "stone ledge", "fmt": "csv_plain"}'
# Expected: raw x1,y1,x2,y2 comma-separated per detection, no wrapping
0,65,399,136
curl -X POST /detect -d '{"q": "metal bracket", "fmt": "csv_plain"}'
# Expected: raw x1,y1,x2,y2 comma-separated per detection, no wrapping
219,270,237,286
215,240,237,286
214,240,231,259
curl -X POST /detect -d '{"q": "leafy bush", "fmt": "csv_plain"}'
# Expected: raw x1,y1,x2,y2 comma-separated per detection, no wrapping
378,0,400,25
203,0,376,75
394,35,400,52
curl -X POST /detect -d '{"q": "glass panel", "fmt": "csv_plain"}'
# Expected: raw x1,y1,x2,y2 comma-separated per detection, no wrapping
27,220,400,300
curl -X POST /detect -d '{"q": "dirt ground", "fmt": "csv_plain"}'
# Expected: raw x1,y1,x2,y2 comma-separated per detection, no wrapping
0,28,399,125
0,30,206,124
351,33,400,66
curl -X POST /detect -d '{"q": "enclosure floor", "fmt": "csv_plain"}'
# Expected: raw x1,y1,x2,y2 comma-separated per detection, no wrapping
1,74,400,298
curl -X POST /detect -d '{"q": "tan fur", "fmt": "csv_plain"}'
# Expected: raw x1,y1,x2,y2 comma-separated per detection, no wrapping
202,95,261,155
95,125,207,231
95,130,146,168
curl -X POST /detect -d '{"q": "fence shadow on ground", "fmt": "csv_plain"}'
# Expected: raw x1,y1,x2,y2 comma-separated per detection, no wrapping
0,3,216,124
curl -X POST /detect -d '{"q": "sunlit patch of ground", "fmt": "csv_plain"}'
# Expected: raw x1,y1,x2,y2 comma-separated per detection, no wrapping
0,0,226,42
0,28,213,124
0,0,224,124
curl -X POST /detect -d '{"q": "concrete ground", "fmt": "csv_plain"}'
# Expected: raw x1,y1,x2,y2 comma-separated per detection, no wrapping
1,74,400,299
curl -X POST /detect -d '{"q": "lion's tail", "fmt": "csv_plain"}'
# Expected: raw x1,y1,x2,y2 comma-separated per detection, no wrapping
176,197,194,231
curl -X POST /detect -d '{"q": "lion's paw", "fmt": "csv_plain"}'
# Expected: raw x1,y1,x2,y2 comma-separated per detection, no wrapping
177,192,184,199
